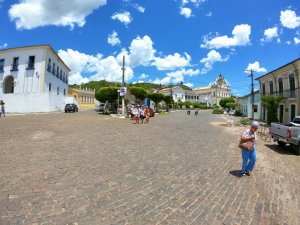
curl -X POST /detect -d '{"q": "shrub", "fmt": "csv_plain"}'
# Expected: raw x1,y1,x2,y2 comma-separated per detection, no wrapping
234,109,243,117
240,118,252,126
212,108,224,114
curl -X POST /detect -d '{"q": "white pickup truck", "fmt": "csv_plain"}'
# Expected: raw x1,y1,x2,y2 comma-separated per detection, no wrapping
270,116,300,155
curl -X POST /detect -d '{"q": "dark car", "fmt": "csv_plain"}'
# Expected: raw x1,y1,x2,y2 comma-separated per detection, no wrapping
65,103,78,113
99,103,105,113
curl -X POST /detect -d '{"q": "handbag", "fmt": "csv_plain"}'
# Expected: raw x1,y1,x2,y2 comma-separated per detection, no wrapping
238,137,254,151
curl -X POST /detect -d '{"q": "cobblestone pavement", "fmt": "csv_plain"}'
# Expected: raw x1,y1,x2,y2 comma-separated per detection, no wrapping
0,110,299,225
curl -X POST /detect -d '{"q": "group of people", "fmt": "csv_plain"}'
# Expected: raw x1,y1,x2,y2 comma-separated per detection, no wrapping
0,100,5,117
129,105,151,124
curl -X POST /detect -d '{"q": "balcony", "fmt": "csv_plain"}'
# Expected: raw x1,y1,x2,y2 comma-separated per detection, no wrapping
261,89,298,99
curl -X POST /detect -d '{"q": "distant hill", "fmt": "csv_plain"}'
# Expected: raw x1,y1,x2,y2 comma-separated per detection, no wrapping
69,80,191,91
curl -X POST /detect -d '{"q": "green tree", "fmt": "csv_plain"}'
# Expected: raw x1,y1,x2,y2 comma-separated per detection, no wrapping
163,95,173,112
129,86,148,104
148,92,164,112
219,97,235,108
184,101,192,108
226,102,238,109
261,95,282,125
95,86,119,104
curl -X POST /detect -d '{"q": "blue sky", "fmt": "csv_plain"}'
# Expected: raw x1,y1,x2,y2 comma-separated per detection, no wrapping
1,0,300,96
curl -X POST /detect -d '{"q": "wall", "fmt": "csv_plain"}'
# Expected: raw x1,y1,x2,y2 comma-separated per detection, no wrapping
0,92,66,113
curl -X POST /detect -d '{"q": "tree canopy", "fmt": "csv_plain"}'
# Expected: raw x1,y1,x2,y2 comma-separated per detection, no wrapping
129,86,148,103
261,95,282,124
95,87,119,103
148,92,164,111
163,95,173,112
219,97,235,108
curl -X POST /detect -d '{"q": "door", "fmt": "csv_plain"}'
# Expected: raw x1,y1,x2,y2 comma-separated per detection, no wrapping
290,104,296,122
279,105,284,123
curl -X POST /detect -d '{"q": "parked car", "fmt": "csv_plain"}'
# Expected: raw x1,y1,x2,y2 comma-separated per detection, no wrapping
99,102,114,114
99,103,105,113
270,116,300,155
228,110,235,116
65,103,78,113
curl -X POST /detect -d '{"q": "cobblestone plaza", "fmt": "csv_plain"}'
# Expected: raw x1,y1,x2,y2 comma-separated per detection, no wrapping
1,110,299,225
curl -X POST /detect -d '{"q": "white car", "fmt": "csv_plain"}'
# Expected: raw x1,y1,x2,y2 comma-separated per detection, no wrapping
228,110,235,116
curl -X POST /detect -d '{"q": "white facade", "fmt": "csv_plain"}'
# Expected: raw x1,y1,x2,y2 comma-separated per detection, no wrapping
0,45,70,113
160,74,231,106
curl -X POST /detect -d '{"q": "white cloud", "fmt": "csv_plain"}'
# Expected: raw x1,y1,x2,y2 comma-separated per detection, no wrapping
58,48,133,85
108,31,121,46
180,7,192,18
182,0,206,7
153,53,191,70
128,36,156,67
185,83,194,87
0,43,8,49
111,11,132,25
200,50,229,74
133,80,145,84
260,27,280,43
206,11,212,17
294,37,300,44
200,24,251,49
138,73,148,79
152,68,200,85
9,0,107,30
245,61,267,73
132,3,145,13
280,9,300,29
68,73,90,85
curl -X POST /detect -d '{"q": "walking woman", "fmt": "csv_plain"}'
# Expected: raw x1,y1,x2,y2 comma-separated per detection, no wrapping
239,121,259,176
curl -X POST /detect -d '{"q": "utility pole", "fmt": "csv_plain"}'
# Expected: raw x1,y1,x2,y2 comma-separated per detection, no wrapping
121,56,125,116
247,69,255,120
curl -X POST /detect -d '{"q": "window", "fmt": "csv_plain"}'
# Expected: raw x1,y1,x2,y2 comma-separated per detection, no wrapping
49,83,52,92
278,78,283,96
60,70,62,80
56,67,59,78
262,83,266,95
11,57,19,71
47,59,51,72
64,88,66,96
0,59,4,72
57,87,59,95
289,75,296,98
27,56,35,69
269,81,273,95
52,63,55,75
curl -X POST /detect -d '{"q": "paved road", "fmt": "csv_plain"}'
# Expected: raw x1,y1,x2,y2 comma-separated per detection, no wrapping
0,110,299,225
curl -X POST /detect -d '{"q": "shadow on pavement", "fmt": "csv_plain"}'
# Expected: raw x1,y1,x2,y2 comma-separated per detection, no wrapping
265,144,297,156
229,170,242,178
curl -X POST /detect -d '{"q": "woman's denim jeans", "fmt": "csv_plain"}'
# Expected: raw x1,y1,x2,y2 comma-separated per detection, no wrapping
241,149,256,173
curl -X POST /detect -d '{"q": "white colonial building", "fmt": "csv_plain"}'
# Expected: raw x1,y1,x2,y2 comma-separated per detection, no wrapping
0,45,70,113
160,74,231,106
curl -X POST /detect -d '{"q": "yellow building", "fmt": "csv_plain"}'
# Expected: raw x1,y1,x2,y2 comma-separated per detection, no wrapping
68,87,96,109
256,58,300,124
